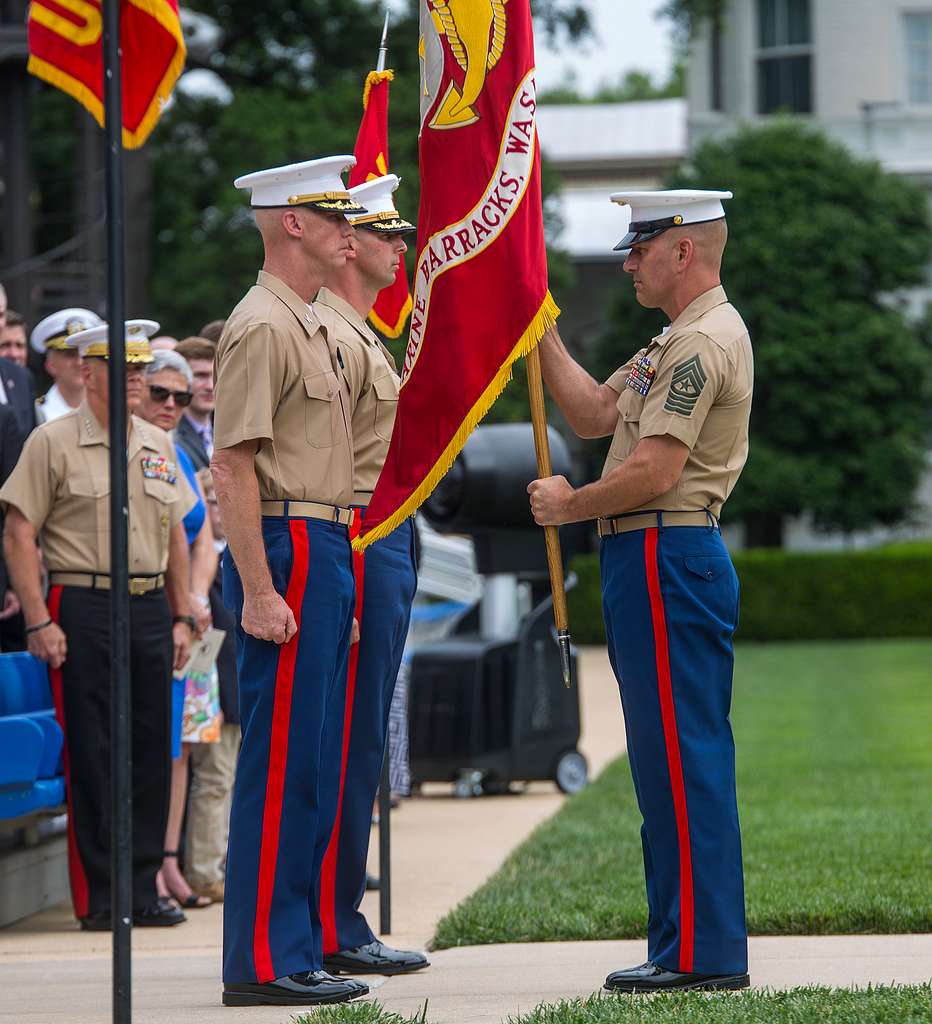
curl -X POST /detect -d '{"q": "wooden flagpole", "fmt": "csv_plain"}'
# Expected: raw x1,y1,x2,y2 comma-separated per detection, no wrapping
525,345,572,687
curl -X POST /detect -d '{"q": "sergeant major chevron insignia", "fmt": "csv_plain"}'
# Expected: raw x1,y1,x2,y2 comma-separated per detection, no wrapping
664,354,707,415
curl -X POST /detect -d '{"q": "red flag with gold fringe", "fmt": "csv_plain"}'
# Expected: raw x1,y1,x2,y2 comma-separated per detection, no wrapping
349,69,413,339
27,0,185,149
355,0,559,550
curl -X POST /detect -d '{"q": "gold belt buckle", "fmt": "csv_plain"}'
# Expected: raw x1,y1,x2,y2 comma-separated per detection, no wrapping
128,578,148,596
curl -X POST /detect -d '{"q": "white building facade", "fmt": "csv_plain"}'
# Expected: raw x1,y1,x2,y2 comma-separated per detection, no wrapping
689,1,932,194
688,0,932,547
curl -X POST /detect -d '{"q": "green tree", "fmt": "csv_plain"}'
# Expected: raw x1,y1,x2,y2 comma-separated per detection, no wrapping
540,61,686,105
660,0,727,39
591,121,932,545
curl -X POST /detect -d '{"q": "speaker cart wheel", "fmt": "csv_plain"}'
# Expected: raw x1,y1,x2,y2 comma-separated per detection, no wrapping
554,749,588,795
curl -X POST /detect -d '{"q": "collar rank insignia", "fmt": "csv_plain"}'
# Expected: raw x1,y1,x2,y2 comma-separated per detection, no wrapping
625,356,656,397
141,455,177,485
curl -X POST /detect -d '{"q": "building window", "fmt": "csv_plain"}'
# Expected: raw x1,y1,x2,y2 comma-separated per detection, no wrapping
905,13,932,104
757,0,813,114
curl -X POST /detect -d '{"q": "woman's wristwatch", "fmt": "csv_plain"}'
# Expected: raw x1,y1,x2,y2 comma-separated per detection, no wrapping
173,615,197,631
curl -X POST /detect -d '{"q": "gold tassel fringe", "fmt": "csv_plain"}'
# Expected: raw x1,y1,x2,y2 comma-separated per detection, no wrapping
362,69,394,111
368,293,413,340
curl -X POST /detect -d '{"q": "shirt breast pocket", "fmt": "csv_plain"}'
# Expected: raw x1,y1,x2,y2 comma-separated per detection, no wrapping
609,389,644,462
304,371,340,449
142,477,180,540
371,373,399,442
67,475,110,535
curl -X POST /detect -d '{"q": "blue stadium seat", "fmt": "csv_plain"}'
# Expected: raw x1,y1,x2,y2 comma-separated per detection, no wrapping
0,652,54,716
0,654,64,821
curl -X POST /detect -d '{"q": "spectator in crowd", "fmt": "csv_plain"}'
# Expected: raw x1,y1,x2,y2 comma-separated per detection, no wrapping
0,403,24,646
151,336,179,352
0,311,28,367
137,349,218,910
31,309,99,425
0,319,195,930
185,467,240,904
197,320,225,344
0,298,36,439
173,337,215,471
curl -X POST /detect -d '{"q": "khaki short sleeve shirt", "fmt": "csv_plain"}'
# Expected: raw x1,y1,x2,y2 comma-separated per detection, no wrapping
213,271,354,506
602,286,753,518
0,402,197,574
314,287,399,502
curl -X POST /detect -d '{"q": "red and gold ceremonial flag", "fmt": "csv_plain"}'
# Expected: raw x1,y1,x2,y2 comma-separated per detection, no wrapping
27,0,186,149
350,69,413,340
356,0,559,549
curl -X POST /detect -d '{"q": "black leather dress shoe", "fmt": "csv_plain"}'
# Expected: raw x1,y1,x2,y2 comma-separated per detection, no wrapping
79,911,111,932
133,896,187,927
324,939,430,976
222,970,369,1006
604,961,750,993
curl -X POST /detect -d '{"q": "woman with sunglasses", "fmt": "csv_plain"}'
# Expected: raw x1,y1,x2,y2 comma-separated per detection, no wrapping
138,349,218,910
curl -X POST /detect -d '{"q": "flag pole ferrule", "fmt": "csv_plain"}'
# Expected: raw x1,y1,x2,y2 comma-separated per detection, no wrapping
377,8,390,72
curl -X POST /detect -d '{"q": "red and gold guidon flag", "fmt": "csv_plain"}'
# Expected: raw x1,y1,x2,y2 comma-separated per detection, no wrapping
27,0,186,149
356,0,559,549
349,69,413,340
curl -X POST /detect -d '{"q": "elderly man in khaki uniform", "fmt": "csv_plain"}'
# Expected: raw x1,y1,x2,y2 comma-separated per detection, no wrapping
1,319,196,931
212,155,370,1008
528,190,754,994
313,174,427,977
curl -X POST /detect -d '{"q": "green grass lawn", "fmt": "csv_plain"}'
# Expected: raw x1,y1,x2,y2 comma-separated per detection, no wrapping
432,640,932,948
294,988,932,1024
505,987,932,1024
296,1004,428,1024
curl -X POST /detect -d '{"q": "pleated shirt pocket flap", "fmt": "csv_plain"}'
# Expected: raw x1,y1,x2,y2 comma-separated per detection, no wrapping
303,371,339,448
684,556,729,582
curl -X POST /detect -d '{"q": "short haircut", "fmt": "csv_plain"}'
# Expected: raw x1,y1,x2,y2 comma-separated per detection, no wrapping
197,320,225,344
5,310,25,328
146,349,194,386
175,336,216,363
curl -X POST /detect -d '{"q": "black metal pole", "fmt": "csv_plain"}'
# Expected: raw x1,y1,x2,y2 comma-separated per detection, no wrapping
378,746,391,935
102,0,132,1020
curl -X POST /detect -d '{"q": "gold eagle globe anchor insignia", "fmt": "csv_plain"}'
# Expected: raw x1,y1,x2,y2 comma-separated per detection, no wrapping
426,0,508,130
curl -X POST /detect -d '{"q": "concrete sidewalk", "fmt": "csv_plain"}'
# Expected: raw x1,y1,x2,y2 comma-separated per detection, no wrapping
1,647,929,1023
3,935,931,1024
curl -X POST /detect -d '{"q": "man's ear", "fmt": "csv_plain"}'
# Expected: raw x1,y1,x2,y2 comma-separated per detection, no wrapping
281,209,304,239
677,237,695,269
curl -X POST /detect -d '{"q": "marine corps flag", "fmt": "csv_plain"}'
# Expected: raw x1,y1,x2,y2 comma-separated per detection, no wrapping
350,69,413,339
27,0,185,148
356,0,559,549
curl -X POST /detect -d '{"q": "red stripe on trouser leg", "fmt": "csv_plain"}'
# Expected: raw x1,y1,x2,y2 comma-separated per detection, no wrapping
321,510,366,955
252,521,311,983
47,585,91,920
644,528,695,973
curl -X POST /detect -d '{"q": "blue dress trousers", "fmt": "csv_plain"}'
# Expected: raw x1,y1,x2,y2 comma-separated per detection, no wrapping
600,520,748,975
319,514,417,954
221,516,355,984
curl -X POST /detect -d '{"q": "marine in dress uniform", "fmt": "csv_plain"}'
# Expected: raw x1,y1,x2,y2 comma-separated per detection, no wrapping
212,156,371,1008
30,308,97,425
314,175,427,977
0,319,197,929
528,191,753,994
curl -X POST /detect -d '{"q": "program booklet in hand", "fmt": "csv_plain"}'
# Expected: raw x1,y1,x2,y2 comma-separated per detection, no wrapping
179,627,225,743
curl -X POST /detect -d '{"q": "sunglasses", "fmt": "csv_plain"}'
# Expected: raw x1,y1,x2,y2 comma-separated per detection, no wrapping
148,384,193,407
